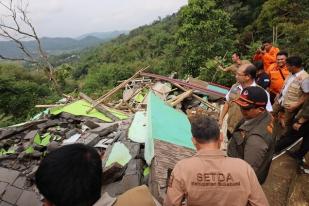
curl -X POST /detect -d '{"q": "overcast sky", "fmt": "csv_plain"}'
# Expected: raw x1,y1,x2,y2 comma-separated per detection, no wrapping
1,0,188,38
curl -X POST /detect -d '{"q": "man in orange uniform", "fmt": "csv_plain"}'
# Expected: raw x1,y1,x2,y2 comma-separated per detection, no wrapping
256,40,279,73
268,51,290,103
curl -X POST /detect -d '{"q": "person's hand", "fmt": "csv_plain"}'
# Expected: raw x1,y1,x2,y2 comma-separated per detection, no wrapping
293,122,302,131
279,118,286,128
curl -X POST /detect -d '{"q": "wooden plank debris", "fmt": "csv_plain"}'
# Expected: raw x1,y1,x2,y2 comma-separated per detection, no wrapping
87,66,150,113
79,92,119,122
35,104,66,108
172,83,219,111
140,72,228,98
167,89,193,107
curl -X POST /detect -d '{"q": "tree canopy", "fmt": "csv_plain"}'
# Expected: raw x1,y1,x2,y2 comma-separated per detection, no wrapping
1,0,308,126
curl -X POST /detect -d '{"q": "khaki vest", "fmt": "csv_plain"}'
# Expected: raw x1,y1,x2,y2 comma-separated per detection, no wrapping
283,71,309,107
227,83,242,132
228,112,274,184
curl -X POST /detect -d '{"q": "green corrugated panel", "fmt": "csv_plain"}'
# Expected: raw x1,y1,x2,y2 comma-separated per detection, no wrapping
105,142,132,167
50,100,128,122
128,111,148,143
207,84,229,95
144,91,194,164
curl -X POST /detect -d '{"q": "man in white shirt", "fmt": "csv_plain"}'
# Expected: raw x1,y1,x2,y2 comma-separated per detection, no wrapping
219,64,272,139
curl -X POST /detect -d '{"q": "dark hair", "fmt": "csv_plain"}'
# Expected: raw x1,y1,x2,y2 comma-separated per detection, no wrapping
244,64,257,79
35,144,102,206
189,115,220,143
262,40,272,44
233,52,241,58
286,56,302,67
253,61,264,71
277,51,288,57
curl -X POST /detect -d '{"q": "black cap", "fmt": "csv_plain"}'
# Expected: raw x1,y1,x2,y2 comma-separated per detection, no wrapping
234,86,267,108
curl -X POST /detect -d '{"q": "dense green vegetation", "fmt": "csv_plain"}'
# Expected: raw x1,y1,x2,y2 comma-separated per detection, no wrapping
0,62,60,126
1,0,308,126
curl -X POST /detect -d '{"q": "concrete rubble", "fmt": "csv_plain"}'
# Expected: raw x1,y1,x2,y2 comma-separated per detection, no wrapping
1,68,307,205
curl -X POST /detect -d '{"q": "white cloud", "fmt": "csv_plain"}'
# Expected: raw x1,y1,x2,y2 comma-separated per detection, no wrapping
15,0,188,37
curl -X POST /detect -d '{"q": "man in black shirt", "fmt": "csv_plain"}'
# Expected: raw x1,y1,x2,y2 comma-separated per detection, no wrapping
254,61,270,90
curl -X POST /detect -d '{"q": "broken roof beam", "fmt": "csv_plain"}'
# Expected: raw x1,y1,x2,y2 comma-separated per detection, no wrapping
117,77,151,83
172,83,219,111
167,89,193,107
140,72,228,98
79,92,119,122
140,72,220,111
86,66,150,114
35,104,66,108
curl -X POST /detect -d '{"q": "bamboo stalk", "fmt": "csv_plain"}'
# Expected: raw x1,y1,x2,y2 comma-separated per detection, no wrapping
35,104,66,108
79,92,118,121
170,90,193,107
86,66,149,113
172,83,219,111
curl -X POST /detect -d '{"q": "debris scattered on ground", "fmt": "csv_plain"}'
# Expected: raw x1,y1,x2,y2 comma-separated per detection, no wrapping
0,67,229,204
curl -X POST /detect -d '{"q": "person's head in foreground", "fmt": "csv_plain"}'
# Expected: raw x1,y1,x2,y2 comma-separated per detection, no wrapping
234,86,267,120
35,143,102,206
189,115,222,150
236,64,256,84
286,56,302,74
164,114,270,206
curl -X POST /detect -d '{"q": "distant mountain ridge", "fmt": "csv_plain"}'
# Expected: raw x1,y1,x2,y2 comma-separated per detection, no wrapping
76,30,128,40
0,31,127,58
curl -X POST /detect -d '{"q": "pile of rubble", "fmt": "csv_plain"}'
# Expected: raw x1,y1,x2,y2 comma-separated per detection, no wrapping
0,67,229,205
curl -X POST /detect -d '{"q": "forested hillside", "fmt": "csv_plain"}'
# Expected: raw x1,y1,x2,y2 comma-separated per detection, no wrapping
71,0,308,94
0,31,125,58
1,0,308,126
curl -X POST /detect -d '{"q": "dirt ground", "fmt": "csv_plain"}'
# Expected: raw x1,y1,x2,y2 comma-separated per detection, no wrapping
263,153,309,206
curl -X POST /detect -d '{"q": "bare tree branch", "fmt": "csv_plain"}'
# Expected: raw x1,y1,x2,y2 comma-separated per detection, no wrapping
0,53,36,62
0,0,61,92
0,1,11,10
0,21,36,38
0,26,35,61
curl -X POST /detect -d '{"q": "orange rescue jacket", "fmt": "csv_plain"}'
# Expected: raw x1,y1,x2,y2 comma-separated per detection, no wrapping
262,47,279,73
268,64,290,95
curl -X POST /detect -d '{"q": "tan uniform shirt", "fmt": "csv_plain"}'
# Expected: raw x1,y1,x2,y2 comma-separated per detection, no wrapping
94,185,158,206
164,150,269,206
224,60,251,73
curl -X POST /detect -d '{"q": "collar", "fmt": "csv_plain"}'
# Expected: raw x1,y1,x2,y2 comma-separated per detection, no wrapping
93,193,116,206
292,69,304,77
237,81,257,91
196,149,226,157
239,111,268,132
